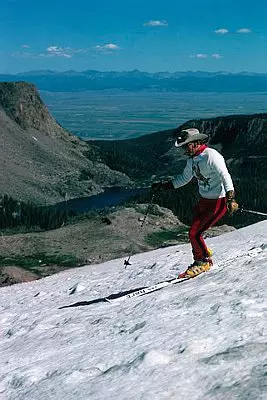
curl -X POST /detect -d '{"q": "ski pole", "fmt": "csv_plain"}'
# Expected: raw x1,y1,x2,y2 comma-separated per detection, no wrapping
124,193,155,268
239,206,267,217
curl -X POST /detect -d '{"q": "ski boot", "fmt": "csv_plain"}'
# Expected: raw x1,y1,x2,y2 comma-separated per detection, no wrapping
206,247,213,266
178,248,213,279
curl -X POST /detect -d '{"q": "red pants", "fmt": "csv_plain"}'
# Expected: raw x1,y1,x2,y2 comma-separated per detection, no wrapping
189,197,227,261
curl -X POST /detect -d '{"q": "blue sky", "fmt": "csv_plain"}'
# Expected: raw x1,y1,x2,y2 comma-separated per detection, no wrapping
1,0,266,74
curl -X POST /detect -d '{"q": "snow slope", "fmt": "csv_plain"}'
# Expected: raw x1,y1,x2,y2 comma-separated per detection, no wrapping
0,221,266,400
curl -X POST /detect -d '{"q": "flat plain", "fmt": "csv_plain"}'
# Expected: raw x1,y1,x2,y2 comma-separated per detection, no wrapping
41,91,267,139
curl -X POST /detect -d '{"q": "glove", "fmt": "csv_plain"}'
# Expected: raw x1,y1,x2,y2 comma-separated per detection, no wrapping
227,199,239,215
226,190,239,215
151,181,174,192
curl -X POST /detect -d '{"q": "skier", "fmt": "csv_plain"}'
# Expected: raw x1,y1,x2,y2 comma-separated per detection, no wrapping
151,128,239,278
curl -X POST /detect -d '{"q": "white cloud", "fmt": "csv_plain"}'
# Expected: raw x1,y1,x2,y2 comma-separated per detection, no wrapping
190,53,208,59
214,28,229,35
214,28,252,35
12,45,88,59
46,46,72,58
212,53,223,59
237,28,251,34
103,43,120,50
190,53,223,60
94,43,121,52
143,20,168,27
47,46,61,53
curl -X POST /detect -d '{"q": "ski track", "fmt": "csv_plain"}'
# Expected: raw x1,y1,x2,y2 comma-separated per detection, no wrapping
0,221,266,400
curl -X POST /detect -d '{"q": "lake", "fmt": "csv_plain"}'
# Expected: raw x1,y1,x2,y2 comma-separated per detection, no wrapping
51,187,149,214
41,91,267,140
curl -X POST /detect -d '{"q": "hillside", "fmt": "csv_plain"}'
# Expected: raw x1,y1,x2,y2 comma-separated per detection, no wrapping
0,82,131,204
0,202,237,286
0,221,266,399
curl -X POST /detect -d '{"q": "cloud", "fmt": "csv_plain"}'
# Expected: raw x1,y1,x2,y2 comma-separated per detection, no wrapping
214,28,252,35
236,28,251,34
212,53,223,59
143,20,168,27
94,43,121,52
12,45,89,59
46,46,72,58
214,28,229,35
190,53,223,59
190,53,208,59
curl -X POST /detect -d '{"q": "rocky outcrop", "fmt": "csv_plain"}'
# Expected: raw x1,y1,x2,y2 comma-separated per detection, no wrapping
0,82,67,135
0,82,131,204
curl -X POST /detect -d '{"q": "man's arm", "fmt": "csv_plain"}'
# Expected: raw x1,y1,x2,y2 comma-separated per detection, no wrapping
151,159,193,192
211,153,234,193
172,159,193,189
211,153,239,214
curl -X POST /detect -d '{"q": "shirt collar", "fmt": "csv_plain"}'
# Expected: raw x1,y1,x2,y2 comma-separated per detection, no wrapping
193,144,208,157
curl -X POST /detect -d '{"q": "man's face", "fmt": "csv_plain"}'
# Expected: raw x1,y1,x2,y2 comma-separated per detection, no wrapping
182,142,195,156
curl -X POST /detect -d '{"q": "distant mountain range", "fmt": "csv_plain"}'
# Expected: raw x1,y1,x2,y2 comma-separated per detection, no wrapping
1,70,267,92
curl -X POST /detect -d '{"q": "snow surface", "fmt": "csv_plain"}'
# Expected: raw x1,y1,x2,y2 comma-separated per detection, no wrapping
0,221,266,400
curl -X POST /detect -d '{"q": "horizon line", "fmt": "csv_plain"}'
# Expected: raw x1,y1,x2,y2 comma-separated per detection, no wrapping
1,69,267,76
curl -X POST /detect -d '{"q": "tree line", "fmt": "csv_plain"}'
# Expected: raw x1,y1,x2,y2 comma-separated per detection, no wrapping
0,195,71,231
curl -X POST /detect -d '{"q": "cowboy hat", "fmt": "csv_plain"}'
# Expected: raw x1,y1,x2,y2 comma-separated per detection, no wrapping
175,128,208,147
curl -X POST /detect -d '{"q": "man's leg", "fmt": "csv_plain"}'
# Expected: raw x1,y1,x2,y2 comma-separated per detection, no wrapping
189,197,227,261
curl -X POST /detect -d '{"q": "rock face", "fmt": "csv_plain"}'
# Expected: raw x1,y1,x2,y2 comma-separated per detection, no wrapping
0,81,66,135
0,82,131,204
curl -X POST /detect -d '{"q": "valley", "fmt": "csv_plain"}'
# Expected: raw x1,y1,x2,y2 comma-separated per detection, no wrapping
42,91,267,140
0,82,266,286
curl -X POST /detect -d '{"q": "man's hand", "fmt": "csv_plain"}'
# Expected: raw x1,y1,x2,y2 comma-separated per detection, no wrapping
226,190,239,215
227,199,239,215
151,181,174,192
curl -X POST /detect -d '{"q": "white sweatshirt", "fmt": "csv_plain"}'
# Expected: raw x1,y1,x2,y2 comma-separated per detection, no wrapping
172,147,234,199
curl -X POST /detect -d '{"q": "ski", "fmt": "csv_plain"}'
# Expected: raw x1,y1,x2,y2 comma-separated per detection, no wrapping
59,246,263,309
106,246,263,303
106,276,192,302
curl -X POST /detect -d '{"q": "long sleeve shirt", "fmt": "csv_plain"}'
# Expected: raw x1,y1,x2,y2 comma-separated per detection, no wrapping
172,147,234,199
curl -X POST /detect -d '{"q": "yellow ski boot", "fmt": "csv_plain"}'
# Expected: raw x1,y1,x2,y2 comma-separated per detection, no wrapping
207,247,213,265
178,248,213,279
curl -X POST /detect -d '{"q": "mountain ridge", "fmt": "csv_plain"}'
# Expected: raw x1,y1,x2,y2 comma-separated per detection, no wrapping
2,70,267,92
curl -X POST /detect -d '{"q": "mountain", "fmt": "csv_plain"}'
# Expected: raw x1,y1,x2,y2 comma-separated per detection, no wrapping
1,70,267,92
0,220,266,399
0,82,131,204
